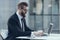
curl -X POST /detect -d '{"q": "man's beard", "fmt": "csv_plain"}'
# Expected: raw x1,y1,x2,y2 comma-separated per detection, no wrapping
21,12,26,18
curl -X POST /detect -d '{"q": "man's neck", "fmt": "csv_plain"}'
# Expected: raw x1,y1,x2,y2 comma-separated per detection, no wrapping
16,11,22,18
17,10,25,18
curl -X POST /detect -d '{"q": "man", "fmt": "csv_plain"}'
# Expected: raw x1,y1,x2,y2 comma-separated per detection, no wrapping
5,2,43,40
5,2,32,40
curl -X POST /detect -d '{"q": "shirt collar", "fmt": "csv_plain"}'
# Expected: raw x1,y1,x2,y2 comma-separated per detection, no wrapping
16,11,22,20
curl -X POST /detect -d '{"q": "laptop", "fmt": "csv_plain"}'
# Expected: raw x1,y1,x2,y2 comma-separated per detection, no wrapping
41,25,53,36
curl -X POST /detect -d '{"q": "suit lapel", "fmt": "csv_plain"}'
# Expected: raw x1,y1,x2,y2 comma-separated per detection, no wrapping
14,13,21,29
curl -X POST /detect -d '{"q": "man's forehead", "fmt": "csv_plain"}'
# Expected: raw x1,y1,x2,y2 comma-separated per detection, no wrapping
23,6,28,9
24,6,27,8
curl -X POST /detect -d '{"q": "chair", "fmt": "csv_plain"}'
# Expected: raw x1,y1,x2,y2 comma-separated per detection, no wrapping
0,29,8,40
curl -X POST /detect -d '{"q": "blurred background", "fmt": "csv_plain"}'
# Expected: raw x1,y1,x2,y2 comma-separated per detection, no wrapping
0,0,60,40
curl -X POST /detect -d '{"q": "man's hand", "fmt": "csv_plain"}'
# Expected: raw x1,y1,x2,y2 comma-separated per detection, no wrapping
32,30,43,36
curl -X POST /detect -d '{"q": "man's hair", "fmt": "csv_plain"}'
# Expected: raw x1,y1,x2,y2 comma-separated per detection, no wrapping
18,2,28,9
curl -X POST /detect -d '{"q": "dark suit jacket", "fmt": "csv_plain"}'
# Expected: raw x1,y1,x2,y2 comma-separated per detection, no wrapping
5,13,32,40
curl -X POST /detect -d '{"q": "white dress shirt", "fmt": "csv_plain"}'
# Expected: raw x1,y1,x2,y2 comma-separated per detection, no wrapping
16,11,25,31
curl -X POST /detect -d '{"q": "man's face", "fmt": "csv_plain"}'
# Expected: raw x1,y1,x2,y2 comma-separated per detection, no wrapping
18,6,27,17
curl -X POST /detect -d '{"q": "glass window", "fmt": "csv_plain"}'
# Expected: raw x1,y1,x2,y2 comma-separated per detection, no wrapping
29,0,60,33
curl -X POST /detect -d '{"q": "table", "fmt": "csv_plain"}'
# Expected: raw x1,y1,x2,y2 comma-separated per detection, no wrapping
16,34,60,40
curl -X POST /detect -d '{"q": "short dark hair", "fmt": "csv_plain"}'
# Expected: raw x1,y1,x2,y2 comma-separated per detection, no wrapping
18,2,28,9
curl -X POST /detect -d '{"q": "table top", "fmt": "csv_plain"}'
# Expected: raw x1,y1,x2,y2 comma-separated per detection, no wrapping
16,34,60,40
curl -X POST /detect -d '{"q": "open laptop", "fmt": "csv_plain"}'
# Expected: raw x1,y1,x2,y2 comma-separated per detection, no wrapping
41,24,53,36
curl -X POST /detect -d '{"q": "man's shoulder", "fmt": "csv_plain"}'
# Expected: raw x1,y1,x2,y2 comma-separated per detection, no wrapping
8,13,17,21
11,13,17,18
